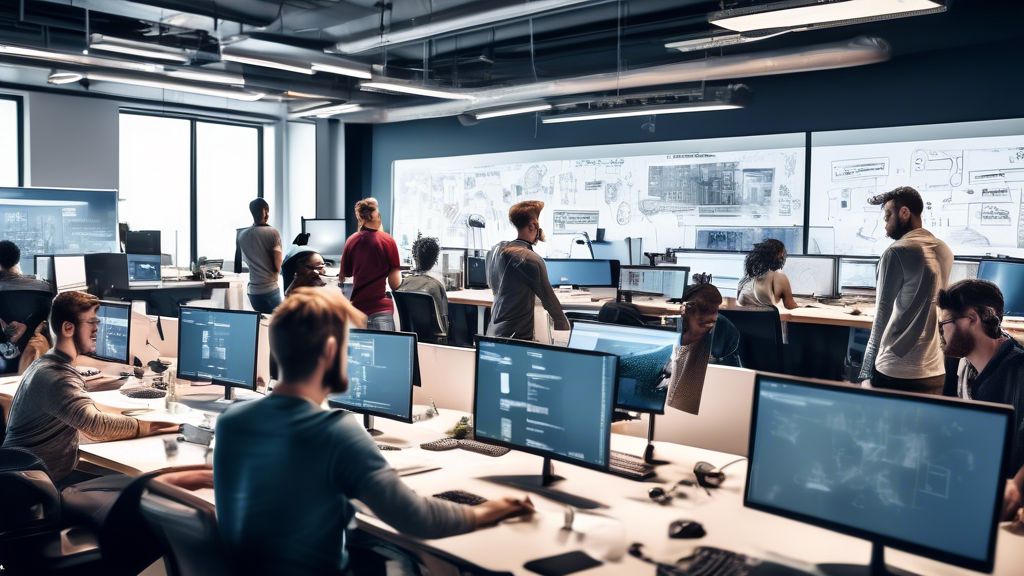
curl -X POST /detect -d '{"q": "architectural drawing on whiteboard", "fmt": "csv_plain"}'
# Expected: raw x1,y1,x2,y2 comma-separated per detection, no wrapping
616,201,632,226
552,210,599,234
911,149,963,189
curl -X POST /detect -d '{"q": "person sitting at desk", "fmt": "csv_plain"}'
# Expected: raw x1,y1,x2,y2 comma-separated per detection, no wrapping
239,198,284,313
0,240,52,293
214,288,532,576
283,250,327,296
666,280,728,413
736,239,798,310
395,233,449,331
486,200,569,340
937,279,1024,479
2,291,181,486
340,197,402,331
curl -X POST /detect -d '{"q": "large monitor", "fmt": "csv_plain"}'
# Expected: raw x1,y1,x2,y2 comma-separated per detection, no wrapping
567,320,678,414
590,240,630,266
328,330,419,426
745,374,1012,575
838,257,879,292
618,265,689,301
544,258,615,287
673,251,746,298
978,259,1024,316
125,230,161,255
0,187,119,276
53,255,87,293
780,255,837,298
127,253,162,284
84,253,129,297
301,218,346,261
176,307,260,396
89,301,131,365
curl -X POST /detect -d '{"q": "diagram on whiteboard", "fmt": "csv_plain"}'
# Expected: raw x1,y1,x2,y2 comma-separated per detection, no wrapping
809,127,1024,257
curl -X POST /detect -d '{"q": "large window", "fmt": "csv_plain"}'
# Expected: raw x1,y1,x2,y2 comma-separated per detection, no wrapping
286,122,317,242
0,95,22,186
196,122,260,263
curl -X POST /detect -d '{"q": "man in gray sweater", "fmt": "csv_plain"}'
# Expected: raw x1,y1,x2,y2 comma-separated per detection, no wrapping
3,291,179,484
858,186,953,393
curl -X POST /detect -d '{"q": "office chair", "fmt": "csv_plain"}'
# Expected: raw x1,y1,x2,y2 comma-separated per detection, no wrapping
392,291,448,344
0,289,53,352
716,308,785,373
139,478,235,576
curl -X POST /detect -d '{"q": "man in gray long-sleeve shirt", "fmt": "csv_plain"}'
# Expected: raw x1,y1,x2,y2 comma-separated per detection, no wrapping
215,288,532,576
486,200,569,341
859,187,953,393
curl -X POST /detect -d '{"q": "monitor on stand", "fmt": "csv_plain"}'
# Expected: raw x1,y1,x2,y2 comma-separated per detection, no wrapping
474,336,618,509
590,240,630,267
617,265,689,303
838,257,879,295
745,373,1012,576
327,330,419,434
978,259,1024,316
88,301,132,366
543,259,616,288
176,306,261,409
301,218,347,264
125,230,161,255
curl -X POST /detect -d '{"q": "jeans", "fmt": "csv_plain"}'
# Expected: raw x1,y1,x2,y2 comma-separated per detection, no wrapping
871,366,945,395
367,312,396,331
249,289,283,314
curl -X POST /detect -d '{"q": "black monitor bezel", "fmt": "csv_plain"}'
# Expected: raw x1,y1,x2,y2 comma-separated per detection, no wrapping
175,305,261,391
329,329,419,424
464,254,489,289
567,319,679,415
472,335,619,472
543,258,617,288
837,256,880,291
86,300,133,365
616,265,690,301
743,372,1013,574
126,253,163,283
125,230,161,255
978,258,1024,316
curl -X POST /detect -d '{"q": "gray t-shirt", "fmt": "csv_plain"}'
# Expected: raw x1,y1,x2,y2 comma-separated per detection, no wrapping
238,225,282,295
485,240,569,340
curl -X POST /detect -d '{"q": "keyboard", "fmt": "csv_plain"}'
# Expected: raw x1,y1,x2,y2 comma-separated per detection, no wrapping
609,450,656,480
458,439,510,457
679,547,752,576
120,387,167,399
420,438,459,451
376,443,401,451
434,490,488,506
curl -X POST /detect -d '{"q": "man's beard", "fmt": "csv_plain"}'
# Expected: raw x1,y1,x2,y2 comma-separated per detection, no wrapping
888,217,913,240
941,328,975,359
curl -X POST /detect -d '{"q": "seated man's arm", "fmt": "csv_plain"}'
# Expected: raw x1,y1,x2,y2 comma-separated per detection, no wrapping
50,383,176,440
154,465,214,491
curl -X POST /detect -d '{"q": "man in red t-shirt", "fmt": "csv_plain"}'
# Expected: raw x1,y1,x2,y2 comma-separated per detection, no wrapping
339,198,401,331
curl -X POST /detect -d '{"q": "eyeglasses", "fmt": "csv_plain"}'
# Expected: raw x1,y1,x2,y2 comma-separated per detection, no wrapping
938,317,962,331
81,318,101,327
303,263,327,272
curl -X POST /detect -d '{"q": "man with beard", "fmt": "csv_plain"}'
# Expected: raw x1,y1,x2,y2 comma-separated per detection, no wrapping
214,288,533,576
858,186,953,393
937,279,1024,516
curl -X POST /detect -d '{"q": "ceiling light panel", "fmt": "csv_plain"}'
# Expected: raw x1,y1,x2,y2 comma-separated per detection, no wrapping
711,0,945,32
542,102,741,124
221,53,313,75
311,63,372,80
87,72,265,101
473,103,552,120
360,81,475,100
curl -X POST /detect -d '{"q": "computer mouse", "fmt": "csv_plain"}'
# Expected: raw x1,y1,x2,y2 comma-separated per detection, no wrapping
669,519,706,539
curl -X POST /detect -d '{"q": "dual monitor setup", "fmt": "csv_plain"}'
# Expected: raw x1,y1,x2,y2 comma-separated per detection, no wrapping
33,231,165,296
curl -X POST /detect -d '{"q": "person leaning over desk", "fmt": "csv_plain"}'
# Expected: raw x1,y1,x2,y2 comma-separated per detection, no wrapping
736,238,798,310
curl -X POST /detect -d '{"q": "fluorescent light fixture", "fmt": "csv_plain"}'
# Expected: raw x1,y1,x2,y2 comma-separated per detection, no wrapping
296,103,363,117
711,0,944,33
0,43,161,73
48,70,83,84
286,90,337,99
87,72,265,101
473,103,552,120
360,81,475,100
221,53,313,75
542,101,741,124
165,68,244,85
666,29,798,52
311,62,372,80
89,42,190,63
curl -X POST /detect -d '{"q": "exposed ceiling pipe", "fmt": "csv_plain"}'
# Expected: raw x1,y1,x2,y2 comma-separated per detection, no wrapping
109,0,283,27
329,35,889,123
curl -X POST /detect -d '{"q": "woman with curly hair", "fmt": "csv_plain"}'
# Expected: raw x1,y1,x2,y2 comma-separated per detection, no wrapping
736,239,798,309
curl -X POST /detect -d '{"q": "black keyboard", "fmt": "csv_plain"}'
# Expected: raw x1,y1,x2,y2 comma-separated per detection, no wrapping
434,490,488,506
678,547,751,576
609,450,656,480
420,438,459,451
458,439,510,457
120,387,167,399
376,443,401,451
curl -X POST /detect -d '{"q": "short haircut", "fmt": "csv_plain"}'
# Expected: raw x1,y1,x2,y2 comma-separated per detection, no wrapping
743,239,786,278
508,201,544,230
0,240,20,270
49,291,100,337
355,198,379,224
411,233,440,271
249,198,269,223
270,287,349,382
868,186,924,217
682,281,723,316
938,279,1004,339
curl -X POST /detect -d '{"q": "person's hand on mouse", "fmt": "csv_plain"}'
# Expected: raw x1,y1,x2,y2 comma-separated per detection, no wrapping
472,496,535,527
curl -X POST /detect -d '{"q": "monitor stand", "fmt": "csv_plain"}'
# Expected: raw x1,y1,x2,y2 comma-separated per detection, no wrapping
481,457,605,510
818,543,918,576
363,414,384,437
213,385,237,406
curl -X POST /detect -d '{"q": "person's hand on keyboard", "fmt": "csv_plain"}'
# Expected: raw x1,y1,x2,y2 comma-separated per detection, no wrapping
139,420,182,437
472,496,535,527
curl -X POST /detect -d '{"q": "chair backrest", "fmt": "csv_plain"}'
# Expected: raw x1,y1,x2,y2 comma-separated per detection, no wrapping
392,291,447,344
717,307,785,373
0,290,52,351
597,302,646,327
0,447,60,538
139,480,234,576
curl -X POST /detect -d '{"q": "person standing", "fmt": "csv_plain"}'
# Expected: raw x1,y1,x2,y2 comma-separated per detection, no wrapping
340,198,401,331
736,239,798,309
486,201,569,341
858,186,953,393
238,198,283,313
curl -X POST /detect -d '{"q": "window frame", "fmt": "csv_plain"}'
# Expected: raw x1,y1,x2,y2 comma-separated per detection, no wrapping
0,93,25,186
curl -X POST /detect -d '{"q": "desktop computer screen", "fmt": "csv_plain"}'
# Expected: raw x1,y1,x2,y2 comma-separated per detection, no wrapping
949,259,979,285
838,257,878,291
673,251,745,298
544,259,615,287
618,266,689,300
474,337,618,469
328,330,418,423
745,374,1012,573
125,230,161,255
568,321,679,414
127,253,162,283
302,219,347,260
780,255,837,298
590,240,630,266
466,255,488,288
176,307,260,390
978,260,1024,316
89,301,131,364
53,255,88,293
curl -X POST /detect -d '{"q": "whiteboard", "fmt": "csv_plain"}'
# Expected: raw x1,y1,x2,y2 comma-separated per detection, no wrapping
391,134,806,262
809,118,1024,257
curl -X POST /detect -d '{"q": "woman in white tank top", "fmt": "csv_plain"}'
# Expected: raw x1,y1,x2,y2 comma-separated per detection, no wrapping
736,239,799,309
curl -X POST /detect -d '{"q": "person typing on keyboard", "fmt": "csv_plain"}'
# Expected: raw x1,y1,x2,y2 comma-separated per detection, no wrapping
215,288,533,576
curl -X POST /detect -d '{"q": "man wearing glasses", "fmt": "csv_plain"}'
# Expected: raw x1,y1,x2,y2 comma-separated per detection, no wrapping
285,250,328,296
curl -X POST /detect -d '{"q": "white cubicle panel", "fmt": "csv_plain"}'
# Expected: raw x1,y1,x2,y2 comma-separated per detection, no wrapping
614,364,756,457
414,343,475,413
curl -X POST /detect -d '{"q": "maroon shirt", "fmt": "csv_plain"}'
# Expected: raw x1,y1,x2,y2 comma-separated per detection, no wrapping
340,229,401,316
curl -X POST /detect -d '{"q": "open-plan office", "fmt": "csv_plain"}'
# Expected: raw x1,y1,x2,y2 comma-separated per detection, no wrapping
1,1,1023,576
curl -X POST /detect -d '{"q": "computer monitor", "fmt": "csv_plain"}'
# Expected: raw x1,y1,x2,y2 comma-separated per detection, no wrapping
328,330,419,428
838,257,879,292
466,255,488,289
978,259,1024,316
544,259,616,288
618,266,689,301
781,255,837,298
125,230,161,255
84,253,129,297
673,251,746,298
745,374,1012,575
474,336,618,507
176,306,260,400
34,255,54,290
127,253,162,283
53,255,87,293
89,301,131,365
301,218,346,261
568,320,678,414
590,240,630,266
949,259,979,285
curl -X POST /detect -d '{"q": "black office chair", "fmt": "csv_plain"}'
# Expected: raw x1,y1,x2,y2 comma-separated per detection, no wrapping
392,291,448,345
717,307,785,373
0,289,52,351
138,478,235,576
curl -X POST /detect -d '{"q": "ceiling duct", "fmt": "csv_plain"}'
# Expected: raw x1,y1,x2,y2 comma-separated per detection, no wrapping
115,0,284,27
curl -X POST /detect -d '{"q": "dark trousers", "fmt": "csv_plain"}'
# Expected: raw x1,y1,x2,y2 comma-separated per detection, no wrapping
871,366,945,395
